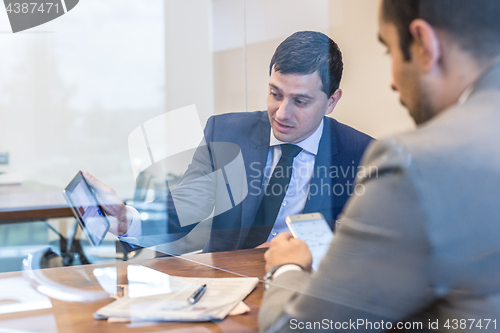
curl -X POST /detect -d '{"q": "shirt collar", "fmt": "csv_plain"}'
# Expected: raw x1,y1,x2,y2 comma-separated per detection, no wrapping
269,119,324,155
457,60,500,106
457,84,474,106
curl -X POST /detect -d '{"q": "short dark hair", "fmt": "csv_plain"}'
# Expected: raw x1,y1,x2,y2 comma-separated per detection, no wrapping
269,31,343,97
382,0,500,61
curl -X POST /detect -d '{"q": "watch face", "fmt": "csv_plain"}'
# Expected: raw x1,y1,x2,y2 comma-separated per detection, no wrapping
264,269,276,291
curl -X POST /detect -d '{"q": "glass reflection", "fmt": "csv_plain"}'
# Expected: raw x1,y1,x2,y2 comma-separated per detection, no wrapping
93,265,257,322
94,265,204,319
22,247,108,302
93,266,117,296
127,265,191,298
0,314,58,333
0,277,52,315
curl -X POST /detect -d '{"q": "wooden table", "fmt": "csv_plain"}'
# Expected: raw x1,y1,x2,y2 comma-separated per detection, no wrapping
0,182,73,223
0,248,267,332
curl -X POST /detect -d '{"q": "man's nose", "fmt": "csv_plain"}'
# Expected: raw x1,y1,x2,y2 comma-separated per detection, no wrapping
275,99,292,119
390,77,398,91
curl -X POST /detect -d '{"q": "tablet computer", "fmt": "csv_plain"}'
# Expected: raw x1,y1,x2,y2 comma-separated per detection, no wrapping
286,213,334,271
63,171,110,247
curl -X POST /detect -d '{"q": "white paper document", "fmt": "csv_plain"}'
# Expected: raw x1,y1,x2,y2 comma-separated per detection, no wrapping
94,275,259,322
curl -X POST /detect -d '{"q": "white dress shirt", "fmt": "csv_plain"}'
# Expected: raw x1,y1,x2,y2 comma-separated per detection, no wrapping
264,120,323,241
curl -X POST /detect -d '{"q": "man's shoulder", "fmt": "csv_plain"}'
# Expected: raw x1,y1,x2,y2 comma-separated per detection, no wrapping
204,111,270,143
209,110,268,125
324,117,373,154
390,100,489,160
326,117,372,140
361,101,492,183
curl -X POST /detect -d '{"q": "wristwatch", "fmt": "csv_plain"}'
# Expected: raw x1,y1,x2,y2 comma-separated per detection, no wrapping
263,264,303,290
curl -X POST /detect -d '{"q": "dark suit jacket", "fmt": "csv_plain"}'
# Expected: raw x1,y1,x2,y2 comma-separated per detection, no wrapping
130,111,372,253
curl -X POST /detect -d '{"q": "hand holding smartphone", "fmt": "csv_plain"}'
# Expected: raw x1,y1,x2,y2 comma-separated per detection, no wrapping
286,213,334,271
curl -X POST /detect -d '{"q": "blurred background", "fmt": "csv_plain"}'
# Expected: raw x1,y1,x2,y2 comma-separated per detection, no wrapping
0,0,414,272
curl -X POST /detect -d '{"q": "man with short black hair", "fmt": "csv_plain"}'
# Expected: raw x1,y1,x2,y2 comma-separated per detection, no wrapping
85,31,372,253
260,1,500,331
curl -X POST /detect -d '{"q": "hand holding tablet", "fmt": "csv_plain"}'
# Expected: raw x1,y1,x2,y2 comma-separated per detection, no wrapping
80,170,131,236
63,171,112,247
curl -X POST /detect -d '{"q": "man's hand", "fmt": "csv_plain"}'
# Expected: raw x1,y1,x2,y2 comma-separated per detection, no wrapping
264,233,313,272
82,170,131,236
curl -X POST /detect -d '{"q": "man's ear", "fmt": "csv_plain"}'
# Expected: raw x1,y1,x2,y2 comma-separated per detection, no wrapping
409,19,441,73
325,89,342,115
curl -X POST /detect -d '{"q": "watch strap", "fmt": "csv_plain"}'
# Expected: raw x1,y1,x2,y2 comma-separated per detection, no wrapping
264,264,304,290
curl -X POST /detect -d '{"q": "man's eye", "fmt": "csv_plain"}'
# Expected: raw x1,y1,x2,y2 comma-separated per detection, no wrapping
295,99,307,106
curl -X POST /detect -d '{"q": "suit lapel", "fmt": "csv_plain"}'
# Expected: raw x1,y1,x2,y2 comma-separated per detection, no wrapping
303,118,341,214
240,113,271,230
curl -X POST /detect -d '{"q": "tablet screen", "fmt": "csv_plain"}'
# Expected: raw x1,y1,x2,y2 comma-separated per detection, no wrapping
288,218,334,271
63,171,110,247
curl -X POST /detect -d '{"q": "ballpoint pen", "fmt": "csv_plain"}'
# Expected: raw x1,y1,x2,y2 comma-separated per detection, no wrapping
188,284,207,305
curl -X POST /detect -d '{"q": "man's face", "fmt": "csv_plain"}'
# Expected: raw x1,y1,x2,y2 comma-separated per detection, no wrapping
378,12,435,124
267,69,336,143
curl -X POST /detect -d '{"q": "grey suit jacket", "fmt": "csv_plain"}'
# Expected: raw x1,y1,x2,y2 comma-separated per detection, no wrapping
259,65,500,332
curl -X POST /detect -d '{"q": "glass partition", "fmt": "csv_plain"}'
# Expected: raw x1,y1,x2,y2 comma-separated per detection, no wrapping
0,0,417,331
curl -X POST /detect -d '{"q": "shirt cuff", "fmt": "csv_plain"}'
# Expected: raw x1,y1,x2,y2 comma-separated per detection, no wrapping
273,264,303,279
119,205,142,238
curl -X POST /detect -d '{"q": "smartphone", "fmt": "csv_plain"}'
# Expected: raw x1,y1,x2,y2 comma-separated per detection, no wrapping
63,171,110,247
286,213,334,271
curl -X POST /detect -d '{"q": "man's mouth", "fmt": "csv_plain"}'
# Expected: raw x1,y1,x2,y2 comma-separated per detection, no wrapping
274,119,294,130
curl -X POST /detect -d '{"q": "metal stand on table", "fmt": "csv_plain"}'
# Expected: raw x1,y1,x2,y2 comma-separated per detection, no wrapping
45,220,90,266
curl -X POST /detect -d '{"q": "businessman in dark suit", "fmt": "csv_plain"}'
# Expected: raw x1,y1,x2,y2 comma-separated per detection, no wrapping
84,31,372,253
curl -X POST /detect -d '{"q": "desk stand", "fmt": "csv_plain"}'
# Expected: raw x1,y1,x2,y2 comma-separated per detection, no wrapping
46,220,90,266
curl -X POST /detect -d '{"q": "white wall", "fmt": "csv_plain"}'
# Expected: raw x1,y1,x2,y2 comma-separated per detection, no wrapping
164,0,214,127
329,0,415,137
213,0,415,138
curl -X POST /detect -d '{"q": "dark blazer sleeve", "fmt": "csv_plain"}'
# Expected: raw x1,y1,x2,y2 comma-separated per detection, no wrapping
121,116,220,250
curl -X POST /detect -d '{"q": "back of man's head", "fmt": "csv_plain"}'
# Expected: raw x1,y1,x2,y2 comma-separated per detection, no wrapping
269,31,343,97
382,0,500,61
